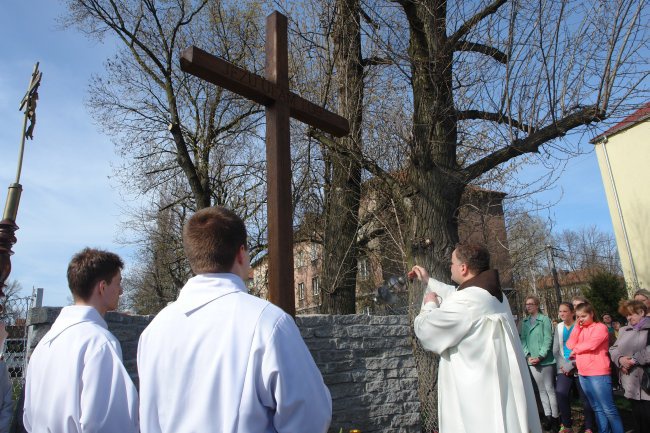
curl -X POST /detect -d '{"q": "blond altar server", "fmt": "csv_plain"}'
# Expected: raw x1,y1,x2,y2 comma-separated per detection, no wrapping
137,206,331,433
410,243,542,433
23,248,138,433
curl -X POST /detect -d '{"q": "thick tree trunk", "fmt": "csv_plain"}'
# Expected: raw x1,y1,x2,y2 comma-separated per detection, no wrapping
320,0,364,314
403,1,464,430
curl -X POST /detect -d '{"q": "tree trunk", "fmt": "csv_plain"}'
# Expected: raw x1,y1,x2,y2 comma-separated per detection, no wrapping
404,1,464,430
320,0,364,314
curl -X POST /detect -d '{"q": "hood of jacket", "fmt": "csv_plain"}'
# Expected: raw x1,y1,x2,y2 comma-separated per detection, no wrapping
457,269,503,302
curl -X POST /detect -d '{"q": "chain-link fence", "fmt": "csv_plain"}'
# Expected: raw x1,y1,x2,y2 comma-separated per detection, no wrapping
2,295,33,408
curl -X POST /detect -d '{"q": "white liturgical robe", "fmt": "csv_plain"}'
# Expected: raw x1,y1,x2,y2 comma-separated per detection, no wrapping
23,306,139,433
137,273,332,433
414,277,542,433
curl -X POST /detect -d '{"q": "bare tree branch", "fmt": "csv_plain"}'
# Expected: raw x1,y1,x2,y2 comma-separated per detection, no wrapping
456,40,508,64
462,105,605,182
447,0,508,49
457,109,535,133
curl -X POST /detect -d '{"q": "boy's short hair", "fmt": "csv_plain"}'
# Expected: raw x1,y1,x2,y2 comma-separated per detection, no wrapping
183,206,247,274
67,248,124,301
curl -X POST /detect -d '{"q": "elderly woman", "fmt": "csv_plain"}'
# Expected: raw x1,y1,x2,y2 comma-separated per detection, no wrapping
610,300,650,433
634,289,650,315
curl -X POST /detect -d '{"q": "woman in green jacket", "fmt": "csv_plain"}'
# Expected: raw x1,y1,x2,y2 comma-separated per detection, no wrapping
521,295,559,431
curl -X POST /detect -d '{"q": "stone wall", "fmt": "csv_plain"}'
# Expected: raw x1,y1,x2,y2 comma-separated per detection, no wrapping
297,314,420,433
27,308,420,433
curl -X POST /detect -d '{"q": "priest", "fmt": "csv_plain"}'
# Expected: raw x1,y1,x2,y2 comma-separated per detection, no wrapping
410,243,541,433
137,206,331,433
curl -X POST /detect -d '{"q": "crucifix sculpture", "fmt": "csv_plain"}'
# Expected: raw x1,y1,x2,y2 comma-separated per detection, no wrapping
180,11,349,316
0,63,42,297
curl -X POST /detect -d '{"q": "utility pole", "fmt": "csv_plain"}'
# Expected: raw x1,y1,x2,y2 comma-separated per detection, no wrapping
546,245,562,308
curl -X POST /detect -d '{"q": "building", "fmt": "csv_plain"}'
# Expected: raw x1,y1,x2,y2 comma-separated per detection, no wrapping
251,186,513,315
533,268,593,315
591,102,650,291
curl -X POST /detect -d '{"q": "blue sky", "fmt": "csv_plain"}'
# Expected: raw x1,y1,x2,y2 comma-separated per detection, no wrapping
0,1,135,306
1,1,616,307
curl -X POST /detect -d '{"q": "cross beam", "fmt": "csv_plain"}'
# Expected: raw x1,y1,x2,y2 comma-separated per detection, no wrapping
180,11,349,316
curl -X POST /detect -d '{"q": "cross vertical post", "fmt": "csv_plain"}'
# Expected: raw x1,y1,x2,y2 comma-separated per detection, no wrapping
264,13,295,317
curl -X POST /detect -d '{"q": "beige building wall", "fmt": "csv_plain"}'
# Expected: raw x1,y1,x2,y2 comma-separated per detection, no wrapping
593,118,650,290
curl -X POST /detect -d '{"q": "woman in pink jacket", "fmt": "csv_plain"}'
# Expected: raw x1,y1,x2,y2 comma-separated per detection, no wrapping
567,302,624,433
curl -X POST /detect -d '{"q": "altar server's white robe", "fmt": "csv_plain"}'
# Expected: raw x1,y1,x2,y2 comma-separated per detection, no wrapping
137,273,332,433
414,280,541,433
23,306,139,433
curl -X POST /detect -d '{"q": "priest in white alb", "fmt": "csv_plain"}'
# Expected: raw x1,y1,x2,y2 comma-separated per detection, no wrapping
410,243,541,433
23,248,138,433
137,206,331,433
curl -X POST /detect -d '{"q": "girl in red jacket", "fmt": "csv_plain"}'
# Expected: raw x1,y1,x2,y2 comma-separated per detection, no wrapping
567,302,624,433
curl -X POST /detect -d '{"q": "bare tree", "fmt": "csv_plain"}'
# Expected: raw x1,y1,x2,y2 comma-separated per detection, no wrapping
1,280,29,325
553,225,621,276
505,210,553,293
120,193,191,314
61,0,272,225
61,0,277,309
319,0,648,429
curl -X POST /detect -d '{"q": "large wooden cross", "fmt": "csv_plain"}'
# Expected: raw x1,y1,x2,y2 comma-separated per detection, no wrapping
180,11,349,316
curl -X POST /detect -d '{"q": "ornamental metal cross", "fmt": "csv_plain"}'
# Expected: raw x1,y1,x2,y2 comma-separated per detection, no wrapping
1,62,42,296
180,11,349,316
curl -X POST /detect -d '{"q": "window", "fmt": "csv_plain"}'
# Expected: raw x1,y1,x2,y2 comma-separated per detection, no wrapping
312,276,320,296
296,251,305,268
358,256,369,280
298,282,305,300
310,243,319,262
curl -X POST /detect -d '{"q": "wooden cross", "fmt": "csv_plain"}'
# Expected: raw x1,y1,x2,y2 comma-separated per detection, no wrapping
180,11,349,316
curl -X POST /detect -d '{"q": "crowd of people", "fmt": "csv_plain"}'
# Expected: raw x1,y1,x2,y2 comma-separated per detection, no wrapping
10,206,650,433
411,249,649,433
518,290,650,433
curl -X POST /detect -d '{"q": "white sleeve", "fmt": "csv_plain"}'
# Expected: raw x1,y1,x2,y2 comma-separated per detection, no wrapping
427,278,456,300
259,314,332,433
22,365,32,432
80,343,139,433
414,296,474,355
421,278,456,310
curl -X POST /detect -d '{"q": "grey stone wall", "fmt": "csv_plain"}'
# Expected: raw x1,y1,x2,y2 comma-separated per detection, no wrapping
297,314,420,433
27,308,420,433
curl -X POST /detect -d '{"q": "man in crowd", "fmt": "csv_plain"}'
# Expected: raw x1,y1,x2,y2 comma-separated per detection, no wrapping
603,313,616,340
410,243,541,433
23,248,138,432
137,206,331,433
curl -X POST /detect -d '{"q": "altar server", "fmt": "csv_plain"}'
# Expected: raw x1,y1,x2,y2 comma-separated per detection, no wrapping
23,248,138,433
410,243,542,433
137,206,331,433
